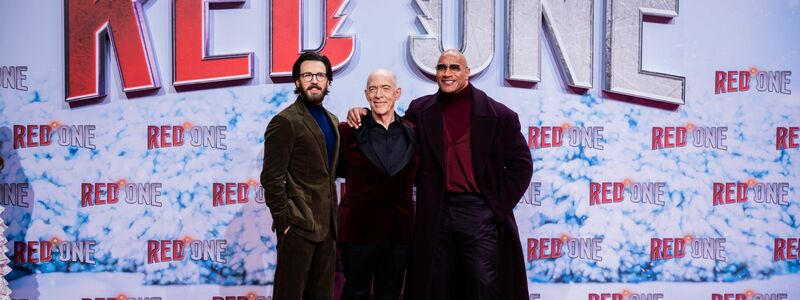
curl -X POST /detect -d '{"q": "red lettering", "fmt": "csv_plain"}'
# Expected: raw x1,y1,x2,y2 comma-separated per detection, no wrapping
727,71,738,93
147,240,159,264
663,238,673,259
26,125,39,147
226,183,236,205
270,0,354,75
173,125,185,146
774,238,787,261
552,127,564,147
612,182,623,203
664,127,675,148
527,238,537,261
713,182,723,206
790,127,799,149
589,182,600,205
108,183,119,204
148,126,159,149
651,238,684,259
736,182,748,203
675,126,686,147
714,182,748,205
173,0,253,86
652,127,663,150
551,238,563,258
213,183,224,206
788,238,798,260
65,0,160,102
40,241,53,262
739,71,750,91
725,183,736,204
650,238,662,260
715,71,726,94
528,127,540,149
173,240,185,261
238,183,249,203
83,183,119,207
95,183,107,205
540,238,550,259
40,125,52,146
529,238,564,259
13,125,25,149
82,183,94,207
587,182,623,204
28,241,39,263
674,238,685,258
542,127,552,148
161,126,172,147
14,241,26,264
601,183,613,204
160,240,172,262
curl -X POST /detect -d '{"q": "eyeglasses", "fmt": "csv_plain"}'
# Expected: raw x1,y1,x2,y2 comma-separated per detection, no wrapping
300,72,328,82
435,64,463,72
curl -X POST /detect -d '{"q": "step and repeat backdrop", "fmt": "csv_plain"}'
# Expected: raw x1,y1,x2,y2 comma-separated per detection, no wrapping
1,0,798,299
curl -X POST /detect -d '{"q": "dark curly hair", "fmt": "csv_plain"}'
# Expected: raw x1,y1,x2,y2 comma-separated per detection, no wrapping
292,51,333,95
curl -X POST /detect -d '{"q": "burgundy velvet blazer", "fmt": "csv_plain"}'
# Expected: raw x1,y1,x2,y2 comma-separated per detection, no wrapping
336,115,419,244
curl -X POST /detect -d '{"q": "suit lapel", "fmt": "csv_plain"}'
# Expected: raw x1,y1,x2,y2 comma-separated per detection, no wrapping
296,99,331,174
422,96,445,169
355,116,390,175
391,118,418,177
470,87,497,179
324,108,340,180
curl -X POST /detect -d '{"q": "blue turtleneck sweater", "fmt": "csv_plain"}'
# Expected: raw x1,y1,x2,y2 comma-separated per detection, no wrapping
303,100,335,169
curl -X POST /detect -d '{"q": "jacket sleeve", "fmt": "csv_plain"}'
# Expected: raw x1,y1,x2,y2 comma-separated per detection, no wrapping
499,111,534,213
261,115,293,233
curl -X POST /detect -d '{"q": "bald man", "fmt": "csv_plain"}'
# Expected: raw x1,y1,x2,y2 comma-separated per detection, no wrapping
348,51,532,299
336,69,419,300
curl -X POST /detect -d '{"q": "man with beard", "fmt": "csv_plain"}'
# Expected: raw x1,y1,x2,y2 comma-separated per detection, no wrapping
348,50,533,299
261,51,340,300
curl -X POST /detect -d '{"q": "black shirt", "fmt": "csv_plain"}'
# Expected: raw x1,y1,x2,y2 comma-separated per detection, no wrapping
367,114,411,175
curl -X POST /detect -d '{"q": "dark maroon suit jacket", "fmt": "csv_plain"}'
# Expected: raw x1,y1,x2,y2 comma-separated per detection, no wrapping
336,116,419,244
404,85,533,300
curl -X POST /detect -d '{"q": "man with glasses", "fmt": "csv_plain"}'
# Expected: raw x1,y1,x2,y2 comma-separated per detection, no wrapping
261,51,340,300
348,50,533,299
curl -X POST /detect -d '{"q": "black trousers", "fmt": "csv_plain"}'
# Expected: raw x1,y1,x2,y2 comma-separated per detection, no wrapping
272,228,336,300
430,194,499,300
340,239,411,300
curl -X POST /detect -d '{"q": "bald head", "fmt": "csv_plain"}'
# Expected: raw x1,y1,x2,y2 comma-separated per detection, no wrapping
439,49,468,66
365,69,397,89
364,68,402,120
436,49,470,94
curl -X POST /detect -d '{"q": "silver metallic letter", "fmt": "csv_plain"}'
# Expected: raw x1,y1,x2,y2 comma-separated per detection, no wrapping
604,0,685,104
410,0,494,75
506,0,593,88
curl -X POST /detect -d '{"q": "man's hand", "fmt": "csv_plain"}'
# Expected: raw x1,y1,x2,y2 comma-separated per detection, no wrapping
347,107,368,129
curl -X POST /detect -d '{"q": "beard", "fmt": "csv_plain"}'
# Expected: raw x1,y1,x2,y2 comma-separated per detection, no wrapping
300,84,327,104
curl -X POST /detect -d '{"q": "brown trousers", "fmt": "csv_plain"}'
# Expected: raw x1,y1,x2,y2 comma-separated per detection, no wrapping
273,228,336,300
